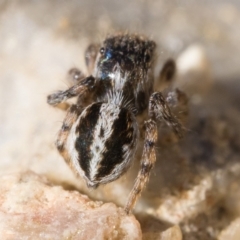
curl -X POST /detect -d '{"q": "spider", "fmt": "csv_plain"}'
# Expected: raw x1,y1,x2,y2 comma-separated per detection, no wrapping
47,33,188,214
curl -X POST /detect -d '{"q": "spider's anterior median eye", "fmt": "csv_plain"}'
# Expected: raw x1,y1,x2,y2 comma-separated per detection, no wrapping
105,50,112,59
100,47,105,55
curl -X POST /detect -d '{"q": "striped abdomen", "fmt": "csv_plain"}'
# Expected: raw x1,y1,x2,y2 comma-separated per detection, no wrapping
66,102,138,188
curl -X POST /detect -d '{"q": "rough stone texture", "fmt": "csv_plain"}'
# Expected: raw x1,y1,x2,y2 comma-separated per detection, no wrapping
143,224,182,240
0,1,240,239
0,171,141,240
218,218,240,240
160,226,182,240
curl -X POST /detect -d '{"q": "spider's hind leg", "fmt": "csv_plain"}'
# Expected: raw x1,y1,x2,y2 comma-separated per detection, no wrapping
55,104,82,167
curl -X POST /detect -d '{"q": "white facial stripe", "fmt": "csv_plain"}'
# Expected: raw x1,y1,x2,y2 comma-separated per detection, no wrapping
112,65,129,90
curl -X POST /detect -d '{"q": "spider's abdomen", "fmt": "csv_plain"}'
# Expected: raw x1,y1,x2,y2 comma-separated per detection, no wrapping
67,102,138,188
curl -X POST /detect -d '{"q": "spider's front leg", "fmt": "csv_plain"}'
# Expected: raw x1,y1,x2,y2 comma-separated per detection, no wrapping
149,92,185,139
47,75,96,106
68,68,86,84
47,42,100,107
165,88,189,124
67,43,99,84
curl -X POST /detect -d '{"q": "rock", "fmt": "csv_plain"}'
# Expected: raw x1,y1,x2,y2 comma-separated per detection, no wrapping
156,176,213,224
218,218,240,240
0,171,142,240
137,213,182,240
1,1,240,239
176,44,213,96
143,225,182,240
159,225,182,240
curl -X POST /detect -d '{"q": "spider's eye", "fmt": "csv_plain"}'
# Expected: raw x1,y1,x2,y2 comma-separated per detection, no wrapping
105,50,112,59
100,47,105,55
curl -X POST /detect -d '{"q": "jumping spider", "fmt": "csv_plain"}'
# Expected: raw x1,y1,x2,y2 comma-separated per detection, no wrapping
47,33,188,214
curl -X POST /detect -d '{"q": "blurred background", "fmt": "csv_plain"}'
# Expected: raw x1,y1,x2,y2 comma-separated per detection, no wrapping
0,1,240,239
1,0,240,175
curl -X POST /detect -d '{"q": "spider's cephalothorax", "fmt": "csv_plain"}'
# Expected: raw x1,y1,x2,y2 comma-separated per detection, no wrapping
93,34,156,114
47,33,188,214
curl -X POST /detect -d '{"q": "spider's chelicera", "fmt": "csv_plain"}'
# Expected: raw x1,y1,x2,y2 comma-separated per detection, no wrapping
47,33,187,214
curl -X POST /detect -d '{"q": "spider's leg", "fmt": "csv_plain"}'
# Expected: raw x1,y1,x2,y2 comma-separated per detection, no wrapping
55,104,82,167
47,75,96,106
156,59,176,90
67,43,99,84
165,88,189,123
160,59,176,83
149,91,185,139
85,43,99,74
125,119,157,214
125,90,186,214
156,58,188,123
67,68,86,84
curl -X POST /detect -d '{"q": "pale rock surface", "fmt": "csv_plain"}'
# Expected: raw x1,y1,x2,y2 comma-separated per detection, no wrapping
143,225,182,240
0,171,142,240
160,225,182,240
176,45,213,96
156,176,213,224
218,218,240,240
1,1,240,240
